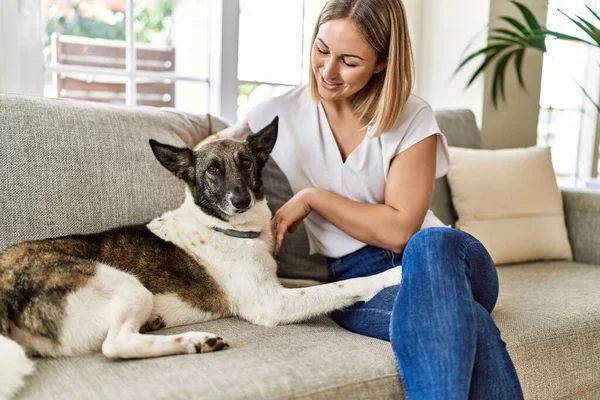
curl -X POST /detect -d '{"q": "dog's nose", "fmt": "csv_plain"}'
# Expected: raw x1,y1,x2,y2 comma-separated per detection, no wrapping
231,194,251,210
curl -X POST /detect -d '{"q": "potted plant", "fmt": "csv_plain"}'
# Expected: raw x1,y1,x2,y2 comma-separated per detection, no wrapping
455,0,600,112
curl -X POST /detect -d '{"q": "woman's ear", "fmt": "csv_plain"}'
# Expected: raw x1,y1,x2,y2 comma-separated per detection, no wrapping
374,59,387,74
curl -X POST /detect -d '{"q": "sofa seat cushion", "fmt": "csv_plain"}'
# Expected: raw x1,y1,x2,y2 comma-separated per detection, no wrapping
495,261,600,399
16,263,600,400
18,317,403,400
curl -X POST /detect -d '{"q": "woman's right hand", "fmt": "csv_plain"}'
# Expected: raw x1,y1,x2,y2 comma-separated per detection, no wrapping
194,133,222,150
193,121,251,151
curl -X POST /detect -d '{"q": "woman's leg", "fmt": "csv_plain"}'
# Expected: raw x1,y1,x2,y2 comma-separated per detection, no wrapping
390,227,523,400
327,245,398,341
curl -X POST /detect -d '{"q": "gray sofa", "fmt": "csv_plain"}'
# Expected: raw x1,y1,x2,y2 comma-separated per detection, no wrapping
1,93,599,399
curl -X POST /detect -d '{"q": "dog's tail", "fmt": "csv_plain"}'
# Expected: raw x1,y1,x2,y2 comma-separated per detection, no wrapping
0,304,34,400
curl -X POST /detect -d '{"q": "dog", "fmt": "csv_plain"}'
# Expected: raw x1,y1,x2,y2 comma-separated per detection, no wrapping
0,116,401,399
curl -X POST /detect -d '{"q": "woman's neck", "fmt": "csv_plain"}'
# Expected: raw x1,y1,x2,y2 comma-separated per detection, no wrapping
321,98,354,119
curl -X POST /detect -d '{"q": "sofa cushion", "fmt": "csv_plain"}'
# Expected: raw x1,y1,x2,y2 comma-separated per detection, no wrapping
0,94,226,251
446,146,573,265
495,261,600,399
19,317,403,400
16,260,600,400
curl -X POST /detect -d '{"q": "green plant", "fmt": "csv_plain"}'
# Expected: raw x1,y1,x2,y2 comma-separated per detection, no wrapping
455,0,600,112
44,0,174,49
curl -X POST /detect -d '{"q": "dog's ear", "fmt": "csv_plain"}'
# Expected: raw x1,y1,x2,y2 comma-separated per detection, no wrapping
245,116,278,167
149,139,195,184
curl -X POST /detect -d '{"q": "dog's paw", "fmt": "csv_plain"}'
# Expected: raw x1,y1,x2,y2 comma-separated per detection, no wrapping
182,332,230,354
379,266,402,288
363,266,402,301
139,314,166,333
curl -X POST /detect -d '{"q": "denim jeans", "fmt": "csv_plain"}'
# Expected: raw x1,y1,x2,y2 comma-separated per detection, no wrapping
326,227,523,400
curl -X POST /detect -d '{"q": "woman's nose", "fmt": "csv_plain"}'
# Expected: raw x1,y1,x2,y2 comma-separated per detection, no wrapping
322,58,339,80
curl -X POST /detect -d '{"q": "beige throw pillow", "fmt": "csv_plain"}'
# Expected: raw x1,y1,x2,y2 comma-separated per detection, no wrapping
446,146,573,265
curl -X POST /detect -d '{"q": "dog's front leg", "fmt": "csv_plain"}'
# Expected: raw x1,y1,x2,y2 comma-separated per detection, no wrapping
241,266,401,327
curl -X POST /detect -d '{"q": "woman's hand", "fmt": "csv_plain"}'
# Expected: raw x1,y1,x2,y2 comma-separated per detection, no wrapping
193,133,222,150
271,188,316,256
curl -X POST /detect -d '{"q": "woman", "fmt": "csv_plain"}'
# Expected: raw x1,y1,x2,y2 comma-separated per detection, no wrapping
197,0,523,398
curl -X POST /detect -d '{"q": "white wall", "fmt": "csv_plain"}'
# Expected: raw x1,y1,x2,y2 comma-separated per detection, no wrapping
408,0,491,128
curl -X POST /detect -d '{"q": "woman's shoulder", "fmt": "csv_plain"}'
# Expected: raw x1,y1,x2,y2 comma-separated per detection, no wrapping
385,95,435,134
255,85,309,109
378,95,438,147
401,94,434,121
246,85,312,132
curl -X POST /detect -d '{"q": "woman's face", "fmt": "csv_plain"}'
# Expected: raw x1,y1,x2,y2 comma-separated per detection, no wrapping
311,18,386,102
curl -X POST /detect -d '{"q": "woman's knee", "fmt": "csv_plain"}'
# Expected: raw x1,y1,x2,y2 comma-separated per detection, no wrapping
403,227,499,312
402,227,474,269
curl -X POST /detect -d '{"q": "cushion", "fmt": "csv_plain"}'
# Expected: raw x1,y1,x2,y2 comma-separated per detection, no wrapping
19,316,403,400
446,146,573,265
495,260,600,399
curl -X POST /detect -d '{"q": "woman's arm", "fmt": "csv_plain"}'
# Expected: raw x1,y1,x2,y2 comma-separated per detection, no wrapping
272,135,438,254
193,120,252,150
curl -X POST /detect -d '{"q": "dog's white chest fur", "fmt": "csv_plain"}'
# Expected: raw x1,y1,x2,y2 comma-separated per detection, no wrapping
147,188,278,315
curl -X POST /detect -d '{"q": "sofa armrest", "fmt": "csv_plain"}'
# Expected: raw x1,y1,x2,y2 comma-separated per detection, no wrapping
562,188,600,265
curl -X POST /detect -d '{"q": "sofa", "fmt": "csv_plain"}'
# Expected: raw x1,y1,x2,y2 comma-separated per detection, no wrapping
1,92,599,400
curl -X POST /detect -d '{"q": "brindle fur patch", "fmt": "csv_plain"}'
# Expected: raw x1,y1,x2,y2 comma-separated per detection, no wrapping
0,224,229,342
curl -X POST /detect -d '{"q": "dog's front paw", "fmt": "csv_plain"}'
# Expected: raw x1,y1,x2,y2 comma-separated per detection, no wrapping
379,266,402,288
184,332,230,354
363,266,402,302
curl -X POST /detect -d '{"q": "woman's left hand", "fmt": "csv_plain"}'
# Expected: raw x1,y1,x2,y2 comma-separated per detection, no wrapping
271,188,316,256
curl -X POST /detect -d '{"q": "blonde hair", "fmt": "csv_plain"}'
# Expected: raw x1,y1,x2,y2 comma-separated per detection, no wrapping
308,0,414,138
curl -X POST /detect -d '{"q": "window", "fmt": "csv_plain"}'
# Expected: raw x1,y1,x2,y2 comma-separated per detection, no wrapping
3,0,327,121
537,0,600,185
42,0,210,114
236,0,327,121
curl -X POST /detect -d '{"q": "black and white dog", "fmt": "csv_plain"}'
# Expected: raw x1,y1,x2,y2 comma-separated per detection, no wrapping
0,117,401,399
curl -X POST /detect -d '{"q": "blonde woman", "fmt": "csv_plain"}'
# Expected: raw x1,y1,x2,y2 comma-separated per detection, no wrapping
198,0,523,398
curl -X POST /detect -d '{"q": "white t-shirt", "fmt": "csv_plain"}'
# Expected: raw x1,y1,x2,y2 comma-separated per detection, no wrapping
247,85,450,258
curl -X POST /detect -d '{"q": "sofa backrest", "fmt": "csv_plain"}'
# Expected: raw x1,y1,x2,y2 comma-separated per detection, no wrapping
0,93,483,282
0,93,226,252
430,109,483,226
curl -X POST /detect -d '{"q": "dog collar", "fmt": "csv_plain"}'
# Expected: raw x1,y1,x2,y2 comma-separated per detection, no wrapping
213,227,261,239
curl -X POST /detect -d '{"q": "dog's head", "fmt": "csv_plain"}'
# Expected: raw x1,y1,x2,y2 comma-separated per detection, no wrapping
149,117,278,221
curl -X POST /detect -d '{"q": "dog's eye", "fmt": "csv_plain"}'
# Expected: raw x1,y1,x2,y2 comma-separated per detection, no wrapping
207,166,219,174
241,159,252,168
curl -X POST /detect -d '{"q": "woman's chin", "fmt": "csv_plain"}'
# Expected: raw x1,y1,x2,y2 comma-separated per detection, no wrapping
318,87,342,101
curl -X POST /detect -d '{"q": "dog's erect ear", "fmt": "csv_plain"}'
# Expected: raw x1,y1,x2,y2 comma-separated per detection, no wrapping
245,116,278,167
149,139,195,184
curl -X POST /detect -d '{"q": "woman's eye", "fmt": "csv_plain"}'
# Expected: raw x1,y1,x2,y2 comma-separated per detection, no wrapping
242,159,252,168
207,166,219,174
316,47,328,55
343,59,357,67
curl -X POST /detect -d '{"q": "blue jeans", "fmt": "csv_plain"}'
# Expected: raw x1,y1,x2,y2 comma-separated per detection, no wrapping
326,227,523,400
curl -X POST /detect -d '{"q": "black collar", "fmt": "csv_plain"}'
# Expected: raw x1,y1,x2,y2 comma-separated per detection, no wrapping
213,227,261,239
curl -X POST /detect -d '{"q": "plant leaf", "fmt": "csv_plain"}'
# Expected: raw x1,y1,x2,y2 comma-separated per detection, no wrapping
574,80,600,113
466,50,507,89
492,51,515,107
455,44,511,75
514,48,526,90
575,15,600,46
585,4,600,24
492,28,531,45
544,28,596,45
488,35,530,47
511,0,541,31
499,16,529,35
